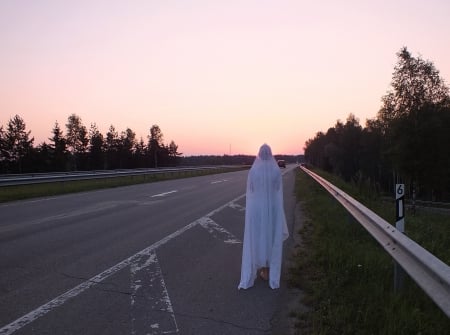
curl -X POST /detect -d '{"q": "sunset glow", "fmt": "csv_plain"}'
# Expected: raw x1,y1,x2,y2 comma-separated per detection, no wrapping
1,0,450,156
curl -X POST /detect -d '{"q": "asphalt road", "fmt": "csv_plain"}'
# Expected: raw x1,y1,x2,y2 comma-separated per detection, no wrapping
0,166,298,335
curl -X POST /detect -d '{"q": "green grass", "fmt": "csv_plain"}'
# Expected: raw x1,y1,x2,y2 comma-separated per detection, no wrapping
318,169,450,265
290,169,450,335
0,167,246,203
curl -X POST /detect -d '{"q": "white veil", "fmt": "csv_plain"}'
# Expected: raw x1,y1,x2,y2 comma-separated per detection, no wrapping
238,144,289,289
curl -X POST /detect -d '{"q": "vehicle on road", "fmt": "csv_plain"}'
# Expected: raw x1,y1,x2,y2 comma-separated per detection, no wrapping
277,160,286,168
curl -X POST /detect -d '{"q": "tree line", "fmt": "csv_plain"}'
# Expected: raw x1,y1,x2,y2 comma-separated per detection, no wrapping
0,114,182,173
0,110,305,174
304,47,450,201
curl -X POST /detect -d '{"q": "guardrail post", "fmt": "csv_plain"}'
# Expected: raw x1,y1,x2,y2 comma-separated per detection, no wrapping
394,183,406,291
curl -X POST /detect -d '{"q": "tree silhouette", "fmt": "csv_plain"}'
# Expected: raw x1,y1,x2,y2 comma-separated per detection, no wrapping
89,123,105,170
118,128,136,168
105,125,120,169
168,140,182,166
377,47,450,198
49,121,68,171
3,115,34,173
148,125,163,168
65,114,88,170
134,137,147,168
378,47,449,126
305,47,450,201
0,126,6,172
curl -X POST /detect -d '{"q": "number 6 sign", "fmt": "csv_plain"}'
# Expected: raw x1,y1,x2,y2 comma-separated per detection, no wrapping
396,184,405,233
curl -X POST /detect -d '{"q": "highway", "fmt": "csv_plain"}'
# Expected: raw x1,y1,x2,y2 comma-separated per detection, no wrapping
0,166,298,334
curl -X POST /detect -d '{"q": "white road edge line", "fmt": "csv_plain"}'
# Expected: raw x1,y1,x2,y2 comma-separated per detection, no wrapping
0,193,245,335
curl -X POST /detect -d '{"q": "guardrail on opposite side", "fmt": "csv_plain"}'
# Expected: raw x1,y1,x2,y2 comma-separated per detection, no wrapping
0,166,242,187
299,165,450,318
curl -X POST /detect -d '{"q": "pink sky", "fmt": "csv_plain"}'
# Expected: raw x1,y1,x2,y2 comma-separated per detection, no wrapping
1,0,450,156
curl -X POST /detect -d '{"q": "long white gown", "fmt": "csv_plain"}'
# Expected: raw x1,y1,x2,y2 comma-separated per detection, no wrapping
238,144,289,289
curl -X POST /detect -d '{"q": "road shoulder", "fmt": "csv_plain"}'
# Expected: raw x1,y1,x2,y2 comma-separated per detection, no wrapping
271,170,309,334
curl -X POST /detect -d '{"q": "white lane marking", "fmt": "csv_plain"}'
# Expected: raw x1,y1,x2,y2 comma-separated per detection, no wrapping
211,179,228,184
0,193,245,335
151,190,178,198
131,252,178,335
228,202,245,212
199,217,242,244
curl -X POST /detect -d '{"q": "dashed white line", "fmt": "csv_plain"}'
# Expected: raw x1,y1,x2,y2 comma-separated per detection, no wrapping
151,190,178,198
211,179,228,184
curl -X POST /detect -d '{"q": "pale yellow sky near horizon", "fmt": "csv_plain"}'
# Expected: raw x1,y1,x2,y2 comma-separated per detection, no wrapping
1,0,450,156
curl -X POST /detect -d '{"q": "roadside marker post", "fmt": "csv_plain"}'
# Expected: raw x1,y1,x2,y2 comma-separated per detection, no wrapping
396,184,405,233
394,183,405,291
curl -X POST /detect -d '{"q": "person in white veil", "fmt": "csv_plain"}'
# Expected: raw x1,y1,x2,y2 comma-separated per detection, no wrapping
238,144,289,290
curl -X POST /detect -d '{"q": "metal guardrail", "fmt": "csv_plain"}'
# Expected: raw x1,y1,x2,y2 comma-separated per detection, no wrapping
0,166,240,187
300,166,450,318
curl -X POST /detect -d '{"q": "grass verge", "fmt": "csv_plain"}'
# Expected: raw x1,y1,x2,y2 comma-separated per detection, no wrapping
0,167,245,203
290,168,450,334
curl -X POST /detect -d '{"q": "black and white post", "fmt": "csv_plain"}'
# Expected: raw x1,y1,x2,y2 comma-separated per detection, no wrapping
394,183,405,290
395,184,405,233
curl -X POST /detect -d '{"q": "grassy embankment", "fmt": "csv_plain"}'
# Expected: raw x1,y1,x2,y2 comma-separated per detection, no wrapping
0,166,247,203
290,168,450,334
